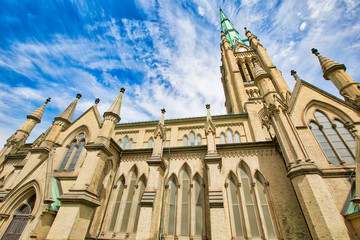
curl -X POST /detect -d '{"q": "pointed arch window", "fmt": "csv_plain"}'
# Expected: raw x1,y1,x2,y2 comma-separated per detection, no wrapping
58,133,85,172
109,177,125,232
167,177,178,235
2,194,36,240
123,136,129,150
311,111,355,165
220,133,226,144
235,132,241,143
120,170,136,233
255,174,276,238
180,167,190,236
118,140,122,147
148,137,153,148
190,132,195,146
194,175,203,236
239,165,260,238
228,174,244,237
128,139,133,150
227,130,233,143
184,135,188,146
197,134,202,145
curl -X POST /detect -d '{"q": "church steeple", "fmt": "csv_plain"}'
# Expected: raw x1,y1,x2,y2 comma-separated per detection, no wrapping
220,8,246,48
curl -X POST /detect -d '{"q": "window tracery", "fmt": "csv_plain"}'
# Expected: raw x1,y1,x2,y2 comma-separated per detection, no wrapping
58,133,86,172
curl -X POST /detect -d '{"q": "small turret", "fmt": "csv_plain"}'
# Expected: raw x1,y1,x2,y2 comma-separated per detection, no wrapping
312,48,360,106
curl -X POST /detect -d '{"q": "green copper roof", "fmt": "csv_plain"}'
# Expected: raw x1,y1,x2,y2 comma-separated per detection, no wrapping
49,177,62,211
220,8,246,48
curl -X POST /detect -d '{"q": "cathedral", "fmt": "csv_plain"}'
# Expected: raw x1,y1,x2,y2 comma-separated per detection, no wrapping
0,9,359,240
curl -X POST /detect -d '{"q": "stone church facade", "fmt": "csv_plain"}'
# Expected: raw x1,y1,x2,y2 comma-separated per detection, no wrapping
0,9,359,240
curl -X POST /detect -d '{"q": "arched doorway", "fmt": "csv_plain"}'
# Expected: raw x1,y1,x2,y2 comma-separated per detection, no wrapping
2,194,36,240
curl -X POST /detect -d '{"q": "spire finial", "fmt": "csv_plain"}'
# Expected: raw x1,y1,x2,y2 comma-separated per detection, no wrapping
206,104,210,109
95,98,100,104
290,70,301,81
45,98,51,104
27,98,51,123
76,93,82,99
103,87,126,123
311,48,319,56
161,108,166,114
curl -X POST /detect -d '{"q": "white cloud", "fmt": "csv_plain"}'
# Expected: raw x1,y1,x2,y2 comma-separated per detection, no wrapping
300,22,307,31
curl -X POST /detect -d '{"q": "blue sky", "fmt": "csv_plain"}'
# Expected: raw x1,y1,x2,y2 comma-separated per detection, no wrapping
0,0,359,147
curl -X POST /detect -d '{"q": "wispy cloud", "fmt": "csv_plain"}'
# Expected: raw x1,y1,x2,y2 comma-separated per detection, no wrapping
0,0,359,147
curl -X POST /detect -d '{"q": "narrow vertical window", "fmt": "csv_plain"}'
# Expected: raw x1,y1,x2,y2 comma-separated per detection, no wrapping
190,132,195,146
221,133,226,144
184,135,188,146
256,175,276,238
181,167,190,236
194,176,202,236
240,166,260,237
148,138,153,148
109,177,125,232
235,132,241,143
123,137,128,150
68,141,84,172
128,139,133,150
118,140,122,147
133,177,146,233
229,175,244,237
239,64,247,82
120,171,136,232
197,134,202,145
168,178,177,235
334,119,355,156
245,62,254,81
227,130,233,143
310,122,340,165
58,142,76,172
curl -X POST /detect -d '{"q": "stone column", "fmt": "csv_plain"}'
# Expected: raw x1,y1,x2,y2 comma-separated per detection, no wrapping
239,58,251,82
204,104,227,240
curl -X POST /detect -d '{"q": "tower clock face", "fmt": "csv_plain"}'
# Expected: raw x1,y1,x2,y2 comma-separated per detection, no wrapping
237,47,247,52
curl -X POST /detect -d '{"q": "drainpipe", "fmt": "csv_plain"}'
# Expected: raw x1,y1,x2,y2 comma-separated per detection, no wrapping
159,148,171,240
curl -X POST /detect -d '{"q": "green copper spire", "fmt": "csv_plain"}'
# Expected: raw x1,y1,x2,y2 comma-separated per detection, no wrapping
220,8,246,48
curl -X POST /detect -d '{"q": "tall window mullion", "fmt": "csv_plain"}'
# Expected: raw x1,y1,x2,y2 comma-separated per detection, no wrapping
58,142,76,172
334,120,355,157
68,141,84,172
120,174,136,233
255,176,276,238
310,122,341,165
315,111,354,164
180,169,190,236
109,179,125,232
229,175,244,237
240,166,260,238
194,176,202,236
167,179,177,235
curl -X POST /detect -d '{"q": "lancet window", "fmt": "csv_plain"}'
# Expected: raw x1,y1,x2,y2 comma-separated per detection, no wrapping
109,167,147,236
58,133,85,172
197,134,202,145
166,165,204,238
226,163,278,239
310,110,355,165
148,137,153,148
184,135,189,146
190,132,195,146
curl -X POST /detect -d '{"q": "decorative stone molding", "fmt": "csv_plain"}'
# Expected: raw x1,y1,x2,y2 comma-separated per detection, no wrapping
115,130,139,135
209,190,224,208
140,191,156,207
178,125,205,131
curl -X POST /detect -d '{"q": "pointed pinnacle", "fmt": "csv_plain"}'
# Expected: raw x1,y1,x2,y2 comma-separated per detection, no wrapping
55,93,81,124
311,48,346,80
104,88,125,123
95,98,100,104
160,108,166,125
27,98,51,123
